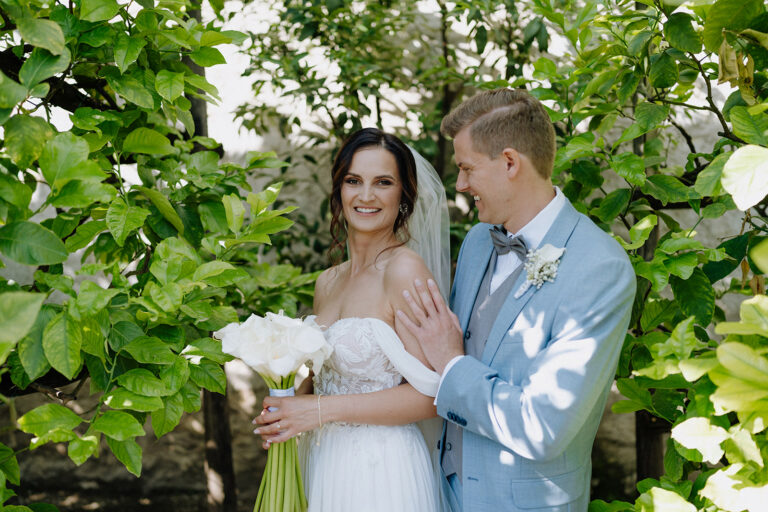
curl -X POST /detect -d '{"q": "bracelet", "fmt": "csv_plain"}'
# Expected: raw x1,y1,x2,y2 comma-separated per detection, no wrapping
317,394,323,427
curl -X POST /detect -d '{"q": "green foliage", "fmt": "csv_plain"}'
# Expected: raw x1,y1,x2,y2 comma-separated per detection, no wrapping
0,0,316,507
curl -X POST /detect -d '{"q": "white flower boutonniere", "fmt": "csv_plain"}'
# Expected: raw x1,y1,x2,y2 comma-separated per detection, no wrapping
513,244,566,299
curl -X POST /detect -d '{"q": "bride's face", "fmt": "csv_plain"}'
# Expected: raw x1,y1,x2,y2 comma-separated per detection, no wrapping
341,147,403,236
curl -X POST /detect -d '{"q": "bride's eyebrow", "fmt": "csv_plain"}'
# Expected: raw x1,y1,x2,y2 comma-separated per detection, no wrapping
346,172,397,180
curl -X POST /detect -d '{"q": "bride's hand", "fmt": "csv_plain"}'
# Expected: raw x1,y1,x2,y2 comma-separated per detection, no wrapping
252,394,321,448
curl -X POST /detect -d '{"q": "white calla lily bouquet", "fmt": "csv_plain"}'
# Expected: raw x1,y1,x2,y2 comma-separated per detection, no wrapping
214,311,332,512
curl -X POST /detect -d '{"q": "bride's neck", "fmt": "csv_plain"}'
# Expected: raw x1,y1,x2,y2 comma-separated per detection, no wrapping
346,230,399,274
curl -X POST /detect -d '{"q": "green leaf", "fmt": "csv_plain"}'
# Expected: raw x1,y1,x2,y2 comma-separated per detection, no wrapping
0,172,32,209
664,13,701,53
616,214,657,250
641,175,696,206
123,336,176,365
80,315,106,362
222,194,245,233
721,144,768,211
42,313,82,379
17,403,82,437
68,432,99,466
0,221,67,265
189,359,226,394
155,70,185,102
649,52,678,89
717,342,768,387
65,220,107,252
104,388,164,412
635,102,670,131
93,410,144,441
50,180,116,208
189,47,226,67
19,47,70,88
628,30,653,57
611,153,646,186
694,152,730,197
702,0,763,52
182,337,232,365
106,437,142,477
109,321,145,352
751,237,768,274
123,127,174,156
17,16,66,55
136,186,184,234
18,305,56,381
670,268,715,326
595,188,630,223
102,69,155,109
4,115,52,170
159,356,190,394
180,381,202,412
106,197,150,246
475,25,488,53
0,292,45,350
653,317,699,359
636,486,696,512
81,0,121,22
116,368,171,397
39,132,106,189
151,392,184,438
723,427,762,465
729,106,768,145
0,70,28,108
670,417,727,464
114,34,146,74
641,303,676,340
0,443,20,485
76,280,120,314
664,252,699,279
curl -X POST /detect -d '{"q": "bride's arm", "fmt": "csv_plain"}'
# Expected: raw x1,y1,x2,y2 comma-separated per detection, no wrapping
254,382,435,446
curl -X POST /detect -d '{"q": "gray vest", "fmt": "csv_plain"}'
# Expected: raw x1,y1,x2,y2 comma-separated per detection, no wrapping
442,257,524,479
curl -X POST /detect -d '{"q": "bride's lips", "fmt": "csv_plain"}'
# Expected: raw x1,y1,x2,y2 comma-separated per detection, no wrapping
353,206,381,215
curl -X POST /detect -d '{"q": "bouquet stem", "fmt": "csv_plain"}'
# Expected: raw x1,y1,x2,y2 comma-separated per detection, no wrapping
253,375,307,512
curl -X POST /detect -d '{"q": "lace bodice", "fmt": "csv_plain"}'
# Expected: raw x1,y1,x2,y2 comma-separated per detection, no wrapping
313,317,404,395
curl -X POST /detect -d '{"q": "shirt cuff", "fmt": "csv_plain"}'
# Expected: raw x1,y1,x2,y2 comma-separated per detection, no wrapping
434,355,465,405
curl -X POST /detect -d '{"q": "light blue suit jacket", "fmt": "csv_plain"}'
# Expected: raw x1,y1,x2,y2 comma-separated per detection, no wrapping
436,199,635,511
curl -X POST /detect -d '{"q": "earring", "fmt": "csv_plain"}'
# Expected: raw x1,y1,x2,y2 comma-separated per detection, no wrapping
399,203,408,215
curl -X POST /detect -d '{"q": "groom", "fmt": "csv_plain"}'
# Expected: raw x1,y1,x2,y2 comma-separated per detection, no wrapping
397,88,635,511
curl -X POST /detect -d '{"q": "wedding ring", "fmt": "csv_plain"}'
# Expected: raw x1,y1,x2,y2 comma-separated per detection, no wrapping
276,422,281,430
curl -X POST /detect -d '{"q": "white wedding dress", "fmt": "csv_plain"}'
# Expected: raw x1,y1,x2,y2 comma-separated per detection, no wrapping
298,317,444,512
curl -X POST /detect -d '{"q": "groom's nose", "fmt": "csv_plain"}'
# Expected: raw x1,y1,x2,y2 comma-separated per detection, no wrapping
455,170,469,192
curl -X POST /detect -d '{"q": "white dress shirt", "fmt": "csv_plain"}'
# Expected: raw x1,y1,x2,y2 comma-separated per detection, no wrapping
437,187,566,387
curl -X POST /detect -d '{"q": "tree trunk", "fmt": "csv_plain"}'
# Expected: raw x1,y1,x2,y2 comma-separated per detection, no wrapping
203,389,238,512
635,410,668,481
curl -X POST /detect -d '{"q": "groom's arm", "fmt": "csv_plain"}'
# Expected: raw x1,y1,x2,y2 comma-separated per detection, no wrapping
435,255,635,461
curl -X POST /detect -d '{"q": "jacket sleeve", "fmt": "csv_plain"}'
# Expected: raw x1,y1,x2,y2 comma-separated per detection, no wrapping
436,254,635,461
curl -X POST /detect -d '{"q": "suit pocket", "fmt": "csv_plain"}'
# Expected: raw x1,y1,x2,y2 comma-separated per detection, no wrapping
509,464,587,509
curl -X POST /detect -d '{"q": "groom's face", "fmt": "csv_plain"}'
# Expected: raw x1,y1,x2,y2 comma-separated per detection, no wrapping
453,128,513,226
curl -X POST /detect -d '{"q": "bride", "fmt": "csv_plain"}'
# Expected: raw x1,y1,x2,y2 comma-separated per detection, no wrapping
253,127,451,511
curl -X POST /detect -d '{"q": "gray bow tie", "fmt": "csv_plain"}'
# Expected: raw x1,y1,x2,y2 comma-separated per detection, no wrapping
489,225,528,259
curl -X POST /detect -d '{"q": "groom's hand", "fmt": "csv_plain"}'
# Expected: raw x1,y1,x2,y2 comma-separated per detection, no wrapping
396,278,464,375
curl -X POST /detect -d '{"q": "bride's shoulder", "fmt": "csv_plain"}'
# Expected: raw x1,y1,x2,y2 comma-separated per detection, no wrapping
382,246,431,288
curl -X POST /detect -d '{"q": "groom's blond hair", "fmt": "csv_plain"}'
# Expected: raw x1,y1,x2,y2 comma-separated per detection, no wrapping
441,88,556,179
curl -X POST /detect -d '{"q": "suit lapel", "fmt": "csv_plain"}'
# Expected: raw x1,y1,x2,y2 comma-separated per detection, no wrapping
457,237,494,332
480,200,582,363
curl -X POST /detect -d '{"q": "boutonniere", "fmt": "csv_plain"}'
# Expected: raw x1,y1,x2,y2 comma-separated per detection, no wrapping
513,244,566,298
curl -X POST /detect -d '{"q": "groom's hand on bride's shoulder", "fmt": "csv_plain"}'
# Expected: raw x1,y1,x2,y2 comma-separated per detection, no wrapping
396,278,464,375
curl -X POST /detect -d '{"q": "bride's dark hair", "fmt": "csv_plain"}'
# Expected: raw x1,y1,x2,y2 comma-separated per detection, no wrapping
329,128,418,263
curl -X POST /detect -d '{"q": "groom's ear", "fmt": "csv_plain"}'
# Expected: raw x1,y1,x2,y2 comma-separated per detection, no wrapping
501,148,521,180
